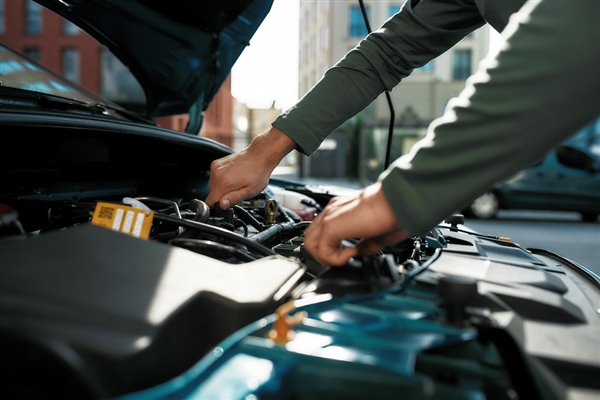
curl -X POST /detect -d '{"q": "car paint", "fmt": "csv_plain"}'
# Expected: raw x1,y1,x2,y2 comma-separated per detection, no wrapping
497,148,600,214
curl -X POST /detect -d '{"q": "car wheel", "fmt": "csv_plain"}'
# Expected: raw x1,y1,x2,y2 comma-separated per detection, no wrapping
580,213,598,223
468,192,499,219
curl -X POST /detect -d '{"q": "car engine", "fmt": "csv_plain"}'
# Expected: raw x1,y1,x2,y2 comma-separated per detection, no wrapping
1,128,598,400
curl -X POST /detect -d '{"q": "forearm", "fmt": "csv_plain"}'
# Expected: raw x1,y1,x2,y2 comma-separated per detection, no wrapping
251,128,296,169
274,0,483,155
380,0,600,235
272,50,387,155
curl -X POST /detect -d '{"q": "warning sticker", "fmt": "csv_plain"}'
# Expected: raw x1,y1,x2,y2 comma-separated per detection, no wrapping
91,202,154,240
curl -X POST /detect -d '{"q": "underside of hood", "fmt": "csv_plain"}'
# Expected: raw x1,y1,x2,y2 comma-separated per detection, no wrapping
37,0,272,131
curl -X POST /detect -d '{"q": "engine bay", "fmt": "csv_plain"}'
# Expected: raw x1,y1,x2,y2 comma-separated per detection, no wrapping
0,186,444,398
0,127,444,397
1,126,599,399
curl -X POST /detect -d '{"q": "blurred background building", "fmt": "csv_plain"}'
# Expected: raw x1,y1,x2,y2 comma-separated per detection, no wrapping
299,1,489,123
298,0,490,181
0,0,234,144
232,99,282,151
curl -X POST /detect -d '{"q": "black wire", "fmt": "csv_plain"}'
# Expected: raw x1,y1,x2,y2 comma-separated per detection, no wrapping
358,0,396,170
233,205,266,231
235,219,249,237
383,91,396,168
154,214,276,257
357,0,372,32
393,247,442,293
250,221,311,245
169,238,257,262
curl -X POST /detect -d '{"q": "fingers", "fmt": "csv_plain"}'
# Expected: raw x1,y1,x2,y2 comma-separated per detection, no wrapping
219,188,255,209
205,159,228,206
208,186,259,210
303,211,324,257
304,201,360,266
206,129,294,209
321,245,359,267
303,183,407,267
205,155,267,209
356,239,385,256
204,191,219,209
304,218,359,266
356,228,409,256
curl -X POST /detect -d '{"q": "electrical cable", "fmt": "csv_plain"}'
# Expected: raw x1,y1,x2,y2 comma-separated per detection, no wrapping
154,214,276,257
169,238,257,262
235,219,249,237
233,205,266,231
358,0,396,170
250,221,311,245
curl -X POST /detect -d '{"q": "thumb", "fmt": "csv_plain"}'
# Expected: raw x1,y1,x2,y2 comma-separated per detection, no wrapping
326,246,359,267
356,239,385,256
205,191,220,208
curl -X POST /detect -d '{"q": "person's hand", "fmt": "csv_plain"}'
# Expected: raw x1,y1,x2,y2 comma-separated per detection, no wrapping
304,182,408,266
206,128,296,209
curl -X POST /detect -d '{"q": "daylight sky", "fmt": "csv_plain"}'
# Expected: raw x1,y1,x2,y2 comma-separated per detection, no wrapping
231,1,299,111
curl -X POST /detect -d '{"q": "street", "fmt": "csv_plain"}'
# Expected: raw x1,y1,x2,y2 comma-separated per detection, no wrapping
465,211,600,274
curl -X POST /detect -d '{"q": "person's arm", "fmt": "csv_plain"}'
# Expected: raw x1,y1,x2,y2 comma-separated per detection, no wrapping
379,0,600,236
274,0,484,155
207,0,484,208
304,0,600,266
205,128,295,209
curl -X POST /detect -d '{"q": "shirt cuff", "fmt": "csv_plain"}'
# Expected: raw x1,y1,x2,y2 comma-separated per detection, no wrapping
272,114,323,155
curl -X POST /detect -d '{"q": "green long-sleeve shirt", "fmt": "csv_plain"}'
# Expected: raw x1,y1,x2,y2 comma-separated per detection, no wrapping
273,0,600,235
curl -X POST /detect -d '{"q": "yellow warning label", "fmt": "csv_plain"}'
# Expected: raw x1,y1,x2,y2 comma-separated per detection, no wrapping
91,202,154,240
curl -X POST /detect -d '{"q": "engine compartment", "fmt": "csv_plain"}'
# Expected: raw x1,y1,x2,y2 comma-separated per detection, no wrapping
2,124,599,399
0,126,441,397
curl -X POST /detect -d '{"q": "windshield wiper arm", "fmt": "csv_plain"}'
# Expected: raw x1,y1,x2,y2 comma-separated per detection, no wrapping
0,86,152,124
0,86,102,113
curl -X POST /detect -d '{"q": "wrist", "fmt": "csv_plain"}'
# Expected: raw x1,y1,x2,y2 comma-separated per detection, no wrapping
363,182,398,231
250,128,296,168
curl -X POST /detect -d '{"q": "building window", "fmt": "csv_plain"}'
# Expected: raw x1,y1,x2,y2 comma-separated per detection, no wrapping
62,48,79,83
63,20,79,36
25,0,42,35
389,5,401,16
23,47,41,63
415,60,433,73
452,49,472,80
0,0,5,35
349,6,369,37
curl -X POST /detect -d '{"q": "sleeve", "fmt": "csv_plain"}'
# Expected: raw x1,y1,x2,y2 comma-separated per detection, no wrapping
272,0,484,155
378,0,600,235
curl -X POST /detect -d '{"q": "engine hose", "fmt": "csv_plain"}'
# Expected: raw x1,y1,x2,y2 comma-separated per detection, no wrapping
169,238,257,262
154,214,276,257
250,221,311,245
279,205,301,223
233,205,266,231
235,219,249,237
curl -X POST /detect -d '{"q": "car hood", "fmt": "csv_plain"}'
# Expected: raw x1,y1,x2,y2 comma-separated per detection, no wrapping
36,0,272,127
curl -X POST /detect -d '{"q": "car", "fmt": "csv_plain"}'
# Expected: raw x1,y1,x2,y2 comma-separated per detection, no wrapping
466,121,600,221
1,1,599,400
